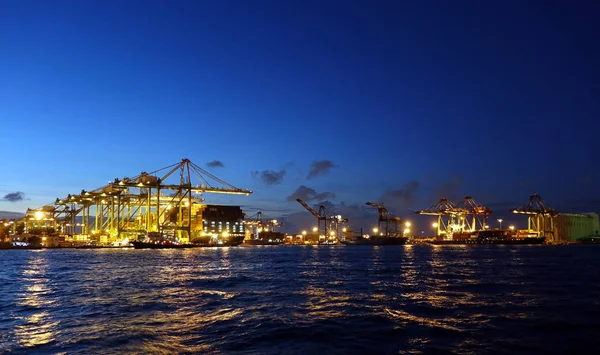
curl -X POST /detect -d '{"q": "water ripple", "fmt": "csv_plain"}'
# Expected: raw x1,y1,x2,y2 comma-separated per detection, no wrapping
1,245,600,354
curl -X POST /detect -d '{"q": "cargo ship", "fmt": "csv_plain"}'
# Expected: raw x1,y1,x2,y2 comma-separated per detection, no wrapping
427,230,546,245
339,234,408,245
242,231,285,246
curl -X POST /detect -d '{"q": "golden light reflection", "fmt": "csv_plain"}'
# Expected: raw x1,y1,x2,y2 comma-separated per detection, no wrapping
15,253,58,349
385,308,464,332
14,311,59,348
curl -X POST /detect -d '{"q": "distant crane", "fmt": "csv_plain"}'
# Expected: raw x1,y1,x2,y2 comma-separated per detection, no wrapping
245,211,283,238
455,196,492,232
415,198,461,237
296,199,329,241
296,199,348,243
512,193,557,242
365,202,404,236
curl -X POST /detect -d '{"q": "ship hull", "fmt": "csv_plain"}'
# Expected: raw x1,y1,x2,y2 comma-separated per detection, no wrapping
340,236,408,245
242,231,285,246
242,239,284,246
427,236,546,245
132,236,245,249
577,237,600,244
131,242,196,249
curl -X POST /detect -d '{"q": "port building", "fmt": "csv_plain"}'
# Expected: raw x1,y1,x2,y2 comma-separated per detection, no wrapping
554,213,599,242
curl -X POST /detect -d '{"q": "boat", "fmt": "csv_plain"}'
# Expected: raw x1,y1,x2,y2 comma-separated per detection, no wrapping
427,230,546,245
339,235,409,245
131,232,244,249
242,231,285,246
243,231,285,246
131,241,197,249
577,236,600,244
190,234,245,247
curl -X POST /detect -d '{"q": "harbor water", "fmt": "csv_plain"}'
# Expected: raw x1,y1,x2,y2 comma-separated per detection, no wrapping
1,245,599,354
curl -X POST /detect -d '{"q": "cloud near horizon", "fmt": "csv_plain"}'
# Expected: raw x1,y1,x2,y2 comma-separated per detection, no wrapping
307,160,335,179
379,180,420,215
206,160,224,168
286,185,335,202
252,169,286,186
434,175,463,201
1,192,26,202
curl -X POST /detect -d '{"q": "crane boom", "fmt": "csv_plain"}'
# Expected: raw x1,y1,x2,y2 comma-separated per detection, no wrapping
366,201,390,221
296,199,323,219
365,201,404,236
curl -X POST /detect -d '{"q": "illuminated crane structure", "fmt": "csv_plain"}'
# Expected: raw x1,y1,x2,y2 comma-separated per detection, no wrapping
245,211,283,237
512,194,557,242
416,197,492,237
365,202,406,236
456,196,492,232
415,198,461,237
295,199,348,243
24,159,252,245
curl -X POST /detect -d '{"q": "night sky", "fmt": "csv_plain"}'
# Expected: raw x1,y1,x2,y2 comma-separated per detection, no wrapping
1,1,599,233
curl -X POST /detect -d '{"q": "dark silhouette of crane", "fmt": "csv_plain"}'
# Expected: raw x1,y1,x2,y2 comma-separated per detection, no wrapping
365,202,404,236
296,199,328,241
512,193,557,242
296,199,348,243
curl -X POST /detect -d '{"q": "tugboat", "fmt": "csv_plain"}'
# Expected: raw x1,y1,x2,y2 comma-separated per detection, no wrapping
427,229,546,245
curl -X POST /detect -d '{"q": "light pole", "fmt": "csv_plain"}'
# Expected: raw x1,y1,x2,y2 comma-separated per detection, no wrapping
432,222,438,237
497,219,503,230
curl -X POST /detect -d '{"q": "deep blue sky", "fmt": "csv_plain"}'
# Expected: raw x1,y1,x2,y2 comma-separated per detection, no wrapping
1,0,599,231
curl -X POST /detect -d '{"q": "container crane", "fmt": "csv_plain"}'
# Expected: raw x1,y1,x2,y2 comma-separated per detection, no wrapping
415,198,462,237
512,194,557,242
365,202,404,237
296,199,329,242
456,196,492,232
24,158,252,245
246,211,283,237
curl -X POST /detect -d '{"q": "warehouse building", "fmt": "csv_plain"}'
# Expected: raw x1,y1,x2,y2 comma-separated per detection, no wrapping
554,213,599,242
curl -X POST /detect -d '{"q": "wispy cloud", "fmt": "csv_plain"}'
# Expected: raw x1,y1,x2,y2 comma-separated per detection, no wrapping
307,160,335,179
206,160,224,168
379,180,420,214
1,192,26,202
252,170,286,185
286,185,335,202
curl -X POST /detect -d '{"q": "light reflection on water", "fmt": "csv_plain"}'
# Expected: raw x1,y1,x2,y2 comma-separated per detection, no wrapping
12,252,59,350
0,246,599,354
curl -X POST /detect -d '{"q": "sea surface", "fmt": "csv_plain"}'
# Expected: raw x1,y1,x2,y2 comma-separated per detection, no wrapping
1,245,599,354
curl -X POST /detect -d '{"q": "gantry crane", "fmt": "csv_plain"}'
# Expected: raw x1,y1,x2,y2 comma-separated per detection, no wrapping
456,196,492,232
295,199,349,243
416,197,492,237
415,198,464,237
365,202,405,237
24,158,252,244
245,211,283,237
512,193,557,242
296,199,329,241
